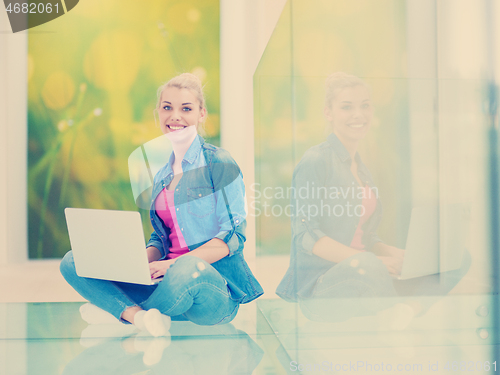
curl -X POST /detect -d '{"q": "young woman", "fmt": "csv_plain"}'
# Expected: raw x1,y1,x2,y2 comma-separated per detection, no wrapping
276,72,468,323
61,73,263,335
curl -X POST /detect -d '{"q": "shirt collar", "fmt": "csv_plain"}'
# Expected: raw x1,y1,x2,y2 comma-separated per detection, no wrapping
183,134,204,164
326,132,360,163
165,134,204,176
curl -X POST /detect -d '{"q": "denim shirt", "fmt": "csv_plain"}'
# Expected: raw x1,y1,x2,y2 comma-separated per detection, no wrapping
276,133,383,302
146,135,263,304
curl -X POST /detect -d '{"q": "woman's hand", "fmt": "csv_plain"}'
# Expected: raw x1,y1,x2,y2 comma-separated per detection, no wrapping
383,245,405,260
372,242,405,275
377,255,403,276
149,259,176,279
372,242,404,259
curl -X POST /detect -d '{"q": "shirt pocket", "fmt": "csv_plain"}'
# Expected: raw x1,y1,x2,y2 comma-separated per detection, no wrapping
187,186,216,218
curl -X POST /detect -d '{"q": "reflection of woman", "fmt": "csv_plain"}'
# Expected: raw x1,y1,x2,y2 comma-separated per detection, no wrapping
276,72,461,323
64,324,264,374
61,73,263,334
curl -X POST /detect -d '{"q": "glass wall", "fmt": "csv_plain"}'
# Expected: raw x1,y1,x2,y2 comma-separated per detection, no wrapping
255,0,497,370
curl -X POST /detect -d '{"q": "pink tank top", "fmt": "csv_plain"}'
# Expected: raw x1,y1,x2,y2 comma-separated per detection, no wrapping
154,188,189,259
350,185,378,251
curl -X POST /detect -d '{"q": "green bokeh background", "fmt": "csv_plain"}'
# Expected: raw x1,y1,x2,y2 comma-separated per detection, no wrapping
28,0,220,258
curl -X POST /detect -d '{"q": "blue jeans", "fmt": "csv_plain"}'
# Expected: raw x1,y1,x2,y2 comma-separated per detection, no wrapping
60,251,239,325
299,251,470,322
299,252,397,322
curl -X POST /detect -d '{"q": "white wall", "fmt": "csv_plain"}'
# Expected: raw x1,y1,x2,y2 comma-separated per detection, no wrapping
220,0,287,261
0,3,27,266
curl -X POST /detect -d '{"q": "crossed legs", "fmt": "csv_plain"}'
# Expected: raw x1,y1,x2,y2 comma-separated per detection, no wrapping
60,251,239,329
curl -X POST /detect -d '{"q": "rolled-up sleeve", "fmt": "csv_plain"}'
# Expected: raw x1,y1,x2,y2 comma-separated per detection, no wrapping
290,151,328,255
364,230,383,251
210,150,247,256
214,217,246,256
146,229,166,258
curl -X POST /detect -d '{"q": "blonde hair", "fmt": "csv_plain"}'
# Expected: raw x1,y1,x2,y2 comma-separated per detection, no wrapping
156,73,206,111
325,72,368,108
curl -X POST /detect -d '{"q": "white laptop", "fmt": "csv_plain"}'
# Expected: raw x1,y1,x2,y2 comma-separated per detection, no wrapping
397,204,468,280
65,208,163,285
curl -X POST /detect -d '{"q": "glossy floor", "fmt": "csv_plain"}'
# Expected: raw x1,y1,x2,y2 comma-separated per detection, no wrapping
1,297,497,375
260,297,497,374
0,302,283,375
0,259,497,374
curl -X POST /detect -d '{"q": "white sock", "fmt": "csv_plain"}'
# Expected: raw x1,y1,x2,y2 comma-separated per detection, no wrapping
79,303,122,325
134,309,171,337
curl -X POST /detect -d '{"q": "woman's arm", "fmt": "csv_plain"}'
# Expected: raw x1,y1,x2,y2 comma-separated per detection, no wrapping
312,236,362,263
146,246,162,262
371,242,404,258
146,225,167,259
371,242,404,275
313,238,404,276
148,239,229,279
183,238,229,263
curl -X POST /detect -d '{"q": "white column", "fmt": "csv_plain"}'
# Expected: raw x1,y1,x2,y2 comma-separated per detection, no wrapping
0,3,27,265
0,7,7,266
220,0,287,263
0,8,28,374
406,0,439,208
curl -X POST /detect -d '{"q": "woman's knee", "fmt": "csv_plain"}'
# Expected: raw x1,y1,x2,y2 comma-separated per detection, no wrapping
186,300,239,326
318,252,394,297
153,256,222,302
340,252,387,275
167,256,218,285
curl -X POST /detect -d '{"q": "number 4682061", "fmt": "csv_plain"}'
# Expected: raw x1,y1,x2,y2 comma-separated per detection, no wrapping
6,2,60,14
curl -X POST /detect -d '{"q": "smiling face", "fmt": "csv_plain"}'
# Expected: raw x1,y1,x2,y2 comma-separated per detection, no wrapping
325,85,372,145
158,86,206,135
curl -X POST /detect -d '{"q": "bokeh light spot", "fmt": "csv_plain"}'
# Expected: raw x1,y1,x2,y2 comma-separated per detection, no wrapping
41,71,75,110
83,31,142,91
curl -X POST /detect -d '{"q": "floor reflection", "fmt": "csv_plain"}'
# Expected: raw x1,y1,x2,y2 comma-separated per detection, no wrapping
1,300,496,375
258,297,495,375
63,323,263,374
0,302,267,375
